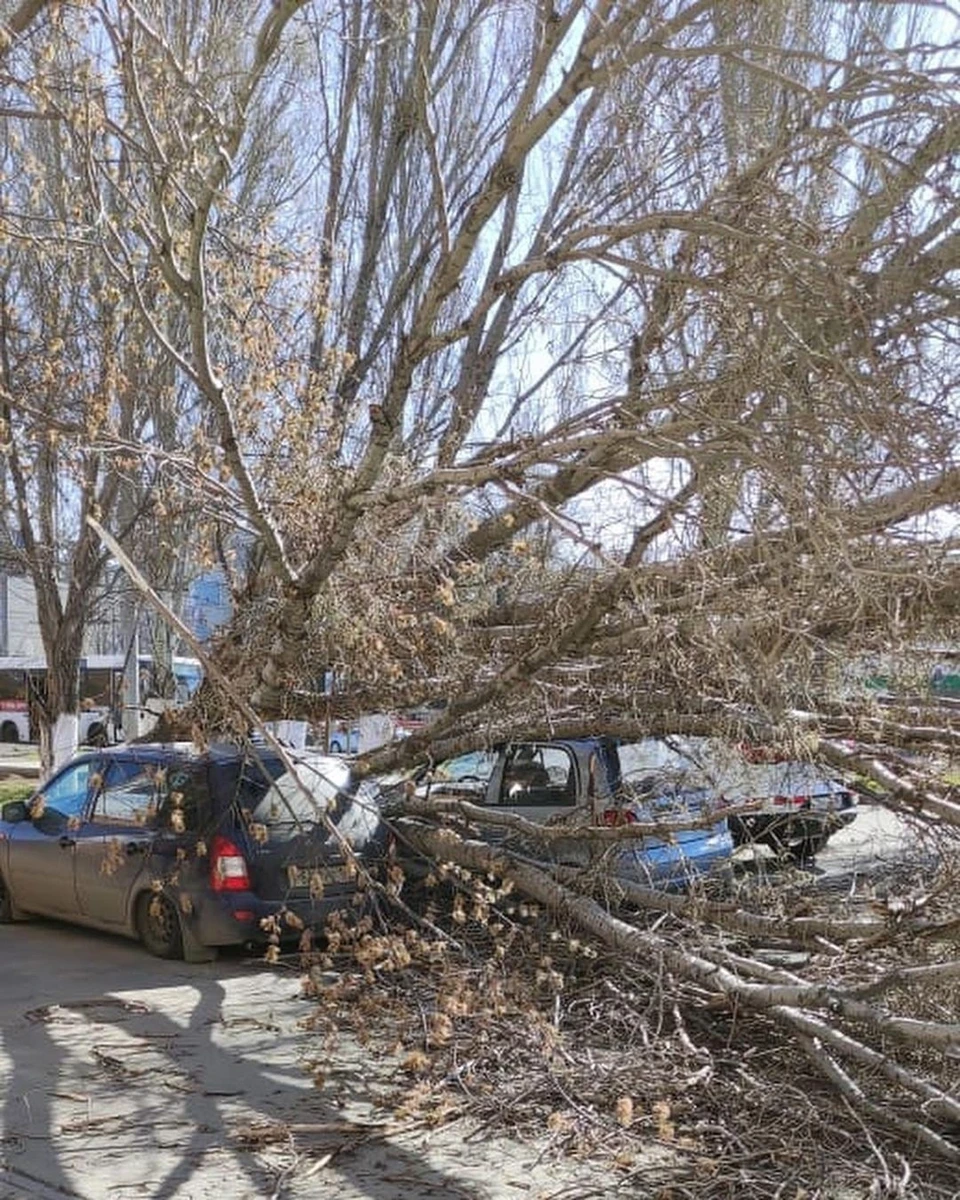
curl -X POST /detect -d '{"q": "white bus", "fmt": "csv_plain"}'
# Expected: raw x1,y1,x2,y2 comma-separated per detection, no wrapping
0,654,202,744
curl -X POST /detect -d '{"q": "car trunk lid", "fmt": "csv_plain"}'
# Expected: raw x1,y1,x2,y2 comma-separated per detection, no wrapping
233,756,382,903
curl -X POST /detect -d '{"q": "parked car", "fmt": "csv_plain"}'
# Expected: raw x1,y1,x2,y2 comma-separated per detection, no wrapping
0,743,383,959
399,737,734,889
724,769,857,861
619,737,857,861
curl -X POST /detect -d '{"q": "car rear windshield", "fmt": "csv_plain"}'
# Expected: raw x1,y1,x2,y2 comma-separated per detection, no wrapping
234,755,360,842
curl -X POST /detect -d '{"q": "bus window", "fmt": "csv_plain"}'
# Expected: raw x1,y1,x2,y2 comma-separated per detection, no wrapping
173,661,202,702
81,668,113,709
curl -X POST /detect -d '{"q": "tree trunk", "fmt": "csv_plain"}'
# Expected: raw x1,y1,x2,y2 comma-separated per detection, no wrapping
37,620,85,775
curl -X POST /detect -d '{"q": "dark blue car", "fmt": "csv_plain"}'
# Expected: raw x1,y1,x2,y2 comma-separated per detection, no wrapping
0,744,382,959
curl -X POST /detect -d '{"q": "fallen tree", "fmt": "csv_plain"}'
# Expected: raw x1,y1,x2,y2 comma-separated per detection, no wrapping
7,2,960,1191
335,808,960,1186
86,515,960,1188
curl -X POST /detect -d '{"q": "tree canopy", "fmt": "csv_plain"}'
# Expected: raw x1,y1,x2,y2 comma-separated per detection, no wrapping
0,0,957,761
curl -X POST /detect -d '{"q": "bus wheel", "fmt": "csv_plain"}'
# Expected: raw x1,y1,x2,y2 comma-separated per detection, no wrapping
0,721,20,744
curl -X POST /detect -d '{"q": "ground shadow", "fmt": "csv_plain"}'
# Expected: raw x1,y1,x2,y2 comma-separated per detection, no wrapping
0,919,514,1199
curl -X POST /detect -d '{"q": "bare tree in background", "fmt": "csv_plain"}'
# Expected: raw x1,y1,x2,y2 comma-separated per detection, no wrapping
0,3,259,765
0,0,48,54
0,63,141,766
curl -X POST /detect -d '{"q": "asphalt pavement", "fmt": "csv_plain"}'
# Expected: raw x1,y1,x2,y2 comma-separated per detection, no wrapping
0,921,623,1199
0,764,943,1198
814,800,931,879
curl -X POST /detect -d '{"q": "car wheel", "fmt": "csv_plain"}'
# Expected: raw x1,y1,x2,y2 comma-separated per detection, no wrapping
0,871,13,923
788,835,825,863
761,828,822,864
136,891,184,959
0,721,20,744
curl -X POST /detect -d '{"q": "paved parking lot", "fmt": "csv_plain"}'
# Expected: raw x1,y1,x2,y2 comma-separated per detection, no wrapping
0,790,945,1198
815,800,930,876
0,920,622,1199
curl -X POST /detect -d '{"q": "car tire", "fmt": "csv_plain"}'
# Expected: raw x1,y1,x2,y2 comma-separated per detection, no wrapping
136,891,184,959
788,835,825,863
761,828,823,864
0,871,13,923
0,721,20,744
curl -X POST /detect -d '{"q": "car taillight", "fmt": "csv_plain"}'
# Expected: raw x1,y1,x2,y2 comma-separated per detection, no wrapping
209,835,250,892
601,809,637,827
772,795,809,808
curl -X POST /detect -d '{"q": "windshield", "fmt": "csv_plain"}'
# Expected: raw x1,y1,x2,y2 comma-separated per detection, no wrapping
245,754,380,845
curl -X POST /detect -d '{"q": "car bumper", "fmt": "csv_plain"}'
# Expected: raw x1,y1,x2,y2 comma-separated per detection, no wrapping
614,827,735,890
188,887,361,947
730,807,858,846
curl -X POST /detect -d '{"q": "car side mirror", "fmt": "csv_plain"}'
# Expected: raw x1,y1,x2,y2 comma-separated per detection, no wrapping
1,800,29,824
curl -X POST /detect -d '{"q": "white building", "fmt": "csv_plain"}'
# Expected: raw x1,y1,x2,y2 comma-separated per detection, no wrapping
0,574,46,658
0,568,232,660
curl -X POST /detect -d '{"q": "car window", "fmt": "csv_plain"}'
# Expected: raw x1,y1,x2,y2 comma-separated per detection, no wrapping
500,745,577,806
90,761,158,827
433,751,497,783
173,664,202,703
89,759,208,832
156,764,208,833
32,760,94,823
246,756,355,843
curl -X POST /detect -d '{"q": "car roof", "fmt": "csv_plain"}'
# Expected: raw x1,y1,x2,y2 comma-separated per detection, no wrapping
82,742,276,767
87,742,342,770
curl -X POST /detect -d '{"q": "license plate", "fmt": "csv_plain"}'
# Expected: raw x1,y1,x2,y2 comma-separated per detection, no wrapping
286,863,353,889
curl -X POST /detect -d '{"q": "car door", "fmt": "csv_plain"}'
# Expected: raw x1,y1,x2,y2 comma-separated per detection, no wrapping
6,758,97,916
495,743,588,862
498,744,580,819
72,757,162,927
